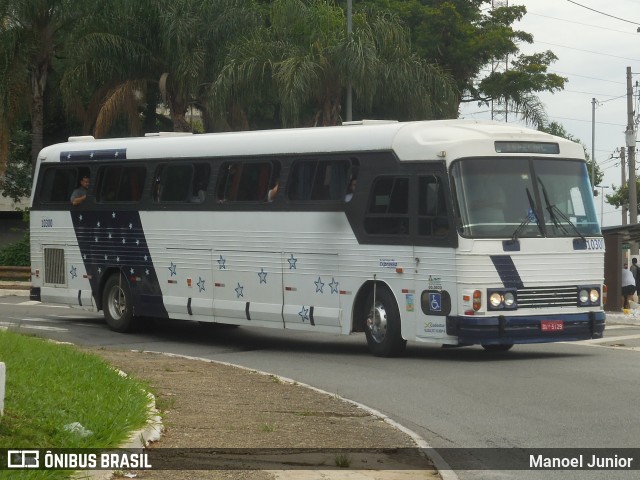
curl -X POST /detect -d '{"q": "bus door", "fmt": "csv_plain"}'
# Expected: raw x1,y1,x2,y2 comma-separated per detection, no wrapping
282,251,341,332
413,172,455,340
212,250,284,327
162,248,214,320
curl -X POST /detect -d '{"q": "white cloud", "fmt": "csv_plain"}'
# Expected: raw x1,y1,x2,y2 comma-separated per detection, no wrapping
459,0,640,226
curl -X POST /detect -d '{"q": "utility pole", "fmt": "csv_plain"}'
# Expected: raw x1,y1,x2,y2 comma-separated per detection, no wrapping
591,98,597,186
626,66,638,254
621,147,628,225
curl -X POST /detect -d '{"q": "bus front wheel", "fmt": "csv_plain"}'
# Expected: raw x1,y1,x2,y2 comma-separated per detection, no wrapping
364,287,406,357
103,274,137,332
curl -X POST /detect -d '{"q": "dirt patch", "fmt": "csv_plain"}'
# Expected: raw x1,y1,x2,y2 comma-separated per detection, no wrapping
91,349,440,479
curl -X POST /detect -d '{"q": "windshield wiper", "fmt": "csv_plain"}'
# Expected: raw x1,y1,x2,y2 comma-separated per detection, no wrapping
538,178,586,242
512,188,543,241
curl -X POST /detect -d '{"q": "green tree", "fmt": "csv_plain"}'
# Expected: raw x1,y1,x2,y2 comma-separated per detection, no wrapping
606,182,639,214
211,0,457,128
0,128,32,203
359,0,565,126
0,0,88,171
60,0,261,137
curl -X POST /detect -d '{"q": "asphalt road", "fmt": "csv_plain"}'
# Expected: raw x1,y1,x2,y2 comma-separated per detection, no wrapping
1,297,639,480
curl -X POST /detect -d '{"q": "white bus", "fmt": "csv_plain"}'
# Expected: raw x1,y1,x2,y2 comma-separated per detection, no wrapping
29,120,606,356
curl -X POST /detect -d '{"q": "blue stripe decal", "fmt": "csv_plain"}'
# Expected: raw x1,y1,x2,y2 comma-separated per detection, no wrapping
71,209,168,319
490,255,524,289
61,149,126,162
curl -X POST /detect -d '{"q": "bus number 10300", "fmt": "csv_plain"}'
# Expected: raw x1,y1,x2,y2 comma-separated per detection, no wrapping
586,239,604,251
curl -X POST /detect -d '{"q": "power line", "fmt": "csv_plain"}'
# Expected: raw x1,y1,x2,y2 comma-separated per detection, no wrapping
527,12,640,36
535,41,640,62
566,0,640,26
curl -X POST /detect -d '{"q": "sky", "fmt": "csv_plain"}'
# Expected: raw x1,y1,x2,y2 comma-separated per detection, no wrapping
458,0,640,227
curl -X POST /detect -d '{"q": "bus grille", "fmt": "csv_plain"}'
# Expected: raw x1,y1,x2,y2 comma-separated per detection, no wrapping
517,286,576,308
44,248,66,285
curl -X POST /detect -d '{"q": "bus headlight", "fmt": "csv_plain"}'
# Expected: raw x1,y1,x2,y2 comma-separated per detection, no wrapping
578,285,600,306
489,292,503,308
487,289,517,311
504,291,515,307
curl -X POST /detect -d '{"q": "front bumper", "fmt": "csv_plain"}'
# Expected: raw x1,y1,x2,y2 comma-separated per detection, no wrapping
446,311,605,345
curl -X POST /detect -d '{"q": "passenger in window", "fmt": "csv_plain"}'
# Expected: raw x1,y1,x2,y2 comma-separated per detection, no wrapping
70,176,90,206
267,181,279,202
345,177,357,202
191,181,206,203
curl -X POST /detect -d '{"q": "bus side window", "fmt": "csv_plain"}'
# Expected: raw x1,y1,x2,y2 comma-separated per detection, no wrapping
217,162,273,202
364,176,410,235
191,163,210,203
98,166,146,202
160,164,192,202
418,175,449,237
40,167,78,203
288,159,350,201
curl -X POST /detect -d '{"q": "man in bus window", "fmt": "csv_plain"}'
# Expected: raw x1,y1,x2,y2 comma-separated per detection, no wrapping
70,175,90,206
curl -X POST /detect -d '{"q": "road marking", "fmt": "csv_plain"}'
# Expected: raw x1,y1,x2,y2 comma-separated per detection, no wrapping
0,321,67,332
0,301,68,308
578,333,640,344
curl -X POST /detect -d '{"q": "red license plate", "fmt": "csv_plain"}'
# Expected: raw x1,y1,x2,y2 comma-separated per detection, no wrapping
541,320,564,332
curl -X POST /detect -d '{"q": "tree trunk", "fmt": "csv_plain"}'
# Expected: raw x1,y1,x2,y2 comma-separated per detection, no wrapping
30,67,48,173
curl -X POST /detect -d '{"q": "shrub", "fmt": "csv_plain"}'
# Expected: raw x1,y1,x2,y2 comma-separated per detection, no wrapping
0,233,30,266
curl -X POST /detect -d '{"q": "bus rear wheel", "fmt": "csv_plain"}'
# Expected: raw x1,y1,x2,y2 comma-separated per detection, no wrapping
364,287,406,357
103,273,137,332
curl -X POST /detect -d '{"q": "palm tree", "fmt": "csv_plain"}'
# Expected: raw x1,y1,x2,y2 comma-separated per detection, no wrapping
210,0,457,129
0,0,85,171
60,0,262,137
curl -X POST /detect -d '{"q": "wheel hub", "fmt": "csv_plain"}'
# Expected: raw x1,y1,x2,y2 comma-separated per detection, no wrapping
367,302,388,344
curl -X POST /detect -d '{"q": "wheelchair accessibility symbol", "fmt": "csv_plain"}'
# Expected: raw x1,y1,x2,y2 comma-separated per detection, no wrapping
429,293,442,312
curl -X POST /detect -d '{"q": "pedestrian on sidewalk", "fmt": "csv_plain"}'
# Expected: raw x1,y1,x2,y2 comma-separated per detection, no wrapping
622,262,636,310
632,258,640,301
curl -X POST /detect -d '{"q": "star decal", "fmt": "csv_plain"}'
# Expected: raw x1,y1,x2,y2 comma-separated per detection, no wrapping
314,276,325,293
197,277,206,292
69,265,78,279
235,283,244,298
299,306,309,323
329,277,339,294
217,255,226,269
258,268,268,284
78,214,83,221
112,212,116,219
130,268,135,275
168,262,177,276
288,254,298,269
96,221,101,227
145,269,150,276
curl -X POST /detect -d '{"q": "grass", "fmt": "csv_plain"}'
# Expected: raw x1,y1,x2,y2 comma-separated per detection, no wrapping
0,330,152,479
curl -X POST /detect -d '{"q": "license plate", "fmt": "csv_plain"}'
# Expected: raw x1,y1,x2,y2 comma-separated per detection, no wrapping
541,320,564,332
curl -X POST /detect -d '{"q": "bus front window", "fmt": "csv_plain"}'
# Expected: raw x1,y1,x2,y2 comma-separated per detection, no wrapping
451,157,600,239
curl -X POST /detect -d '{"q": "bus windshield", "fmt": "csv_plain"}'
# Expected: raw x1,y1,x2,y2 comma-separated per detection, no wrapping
451,157,600,239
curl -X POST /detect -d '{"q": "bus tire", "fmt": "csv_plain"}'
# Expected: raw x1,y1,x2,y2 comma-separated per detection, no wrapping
364,287,406,357
482,344,513,352
103,273,137,332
